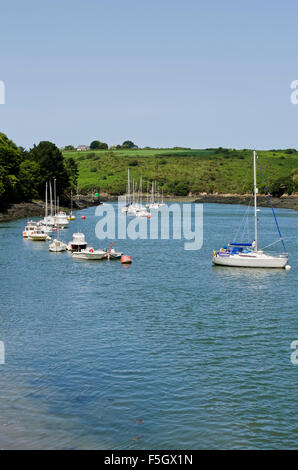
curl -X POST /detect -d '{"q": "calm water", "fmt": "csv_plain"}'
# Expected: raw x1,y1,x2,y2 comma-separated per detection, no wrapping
0,203,298,449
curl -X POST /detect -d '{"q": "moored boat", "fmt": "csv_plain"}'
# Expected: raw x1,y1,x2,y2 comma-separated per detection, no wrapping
54,211,69,229
67,211,75,221
67,233,87,252
49,239,68,252
72,248,107,260
104,243,123,260
212,150,290,269
23,220,38,238
28,229,51,241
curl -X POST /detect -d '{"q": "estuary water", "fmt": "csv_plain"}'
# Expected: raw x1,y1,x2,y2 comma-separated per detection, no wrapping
0,202,298,449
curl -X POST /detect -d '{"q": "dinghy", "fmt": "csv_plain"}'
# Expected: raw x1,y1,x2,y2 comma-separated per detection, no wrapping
72,248,107,260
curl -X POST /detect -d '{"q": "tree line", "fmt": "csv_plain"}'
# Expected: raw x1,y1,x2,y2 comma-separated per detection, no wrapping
64,140,137,151
0,133,78,210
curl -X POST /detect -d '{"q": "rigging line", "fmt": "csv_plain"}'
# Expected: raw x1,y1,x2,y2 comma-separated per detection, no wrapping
261,239,286,250
256,154,287,253
233,203,250,242
236,202,252,243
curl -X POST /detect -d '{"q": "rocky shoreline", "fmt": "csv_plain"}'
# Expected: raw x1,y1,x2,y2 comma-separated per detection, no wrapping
1,193,297,222
0,196,101,222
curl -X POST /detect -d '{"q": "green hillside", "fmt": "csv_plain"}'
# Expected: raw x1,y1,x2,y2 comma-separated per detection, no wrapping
63,148,298,197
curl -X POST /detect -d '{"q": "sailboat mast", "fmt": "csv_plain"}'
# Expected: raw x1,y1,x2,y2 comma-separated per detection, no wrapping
140,176,142,206
253,150,258,251
127,169,131,205
50,181,53,216
54,178,57,215
45,181,48,219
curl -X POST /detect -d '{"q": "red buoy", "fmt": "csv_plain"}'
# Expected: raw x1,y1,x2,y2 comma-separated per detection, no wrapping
121,255,132,264
81,215,86,220
147,214,151,219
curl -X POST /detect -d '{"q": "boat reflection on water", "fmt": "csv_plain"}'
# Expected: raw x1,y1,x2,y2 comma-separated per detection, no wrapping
212,264,288,283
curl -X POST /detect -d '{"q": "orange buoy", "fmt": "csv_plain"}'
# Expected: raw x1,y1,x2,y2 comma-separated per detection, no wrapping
81,215,86,220
121,255,132,264
147,214,151,219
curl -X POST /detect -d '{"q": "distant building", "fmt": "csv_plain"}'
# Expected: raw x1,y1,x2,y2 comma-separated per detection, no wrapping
77,145,89,151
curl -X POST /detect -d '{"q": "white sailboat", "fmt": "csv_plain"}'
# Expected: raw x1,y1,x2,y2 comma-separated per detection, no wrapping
49,200,68,252
43,180,56,227
67,190,76,220
147,181,165,209
134,176,150,217
212,150,290,269
49,238,68,252
122,168,132,214
122,170,149,216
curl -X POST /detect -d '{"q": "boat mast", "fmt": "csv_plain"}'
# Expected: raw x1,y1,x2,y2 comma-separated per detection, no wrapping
127,169,131,205
45,181,48,218
54,178,57,215
140,176,142,207
45,181,48,229
253,150,258,251
50,181,53,216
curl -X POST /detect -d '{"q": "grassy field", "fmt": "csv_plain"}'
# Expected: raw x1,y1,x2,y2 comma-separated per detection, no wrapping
63,148,298,196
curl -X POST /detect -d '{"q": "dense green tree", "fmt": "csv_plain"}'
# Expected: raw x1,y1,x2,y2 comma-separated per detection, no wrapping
64,145,75,151
270,175,294,197
121,140,137,149
28,141,70,198
16,160,41,200
90,140,108,150
0,133,22,208
64,157,79,190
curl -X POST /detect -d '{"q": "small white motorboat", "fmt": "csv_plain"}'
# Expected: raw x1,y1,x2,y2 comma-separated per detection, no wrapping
54,211,69,229
23,220,38,238
68,233,87,252
28,229,51,241
72,248,107,260
49,239,68,252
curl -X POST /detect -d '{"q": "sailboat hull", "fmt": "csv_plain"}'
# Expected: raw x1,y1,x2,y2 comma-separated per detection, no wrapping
212,253,288,268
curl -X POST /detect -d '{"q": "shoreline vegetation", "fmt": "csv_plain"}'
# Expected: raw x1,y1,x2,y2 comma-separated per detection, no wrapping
1,132,298,220
1,192,298,222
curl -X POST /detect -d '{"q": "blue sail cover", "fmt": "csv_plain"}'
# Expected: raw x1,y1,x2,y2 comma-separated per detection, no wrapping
230,242,252,246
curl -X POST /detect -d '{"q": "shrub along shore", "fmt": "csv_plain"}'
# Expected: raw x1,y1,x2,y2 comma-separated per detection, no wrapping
1,132,298,221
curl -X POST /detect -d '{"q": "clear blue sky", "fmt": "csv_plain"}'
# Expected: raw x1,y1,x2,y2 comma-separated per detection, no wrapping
1,0,298,149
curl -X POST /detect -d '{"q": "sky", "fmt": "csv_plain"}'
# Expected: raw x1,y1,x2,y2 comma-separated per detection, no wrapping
1,0,298,149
